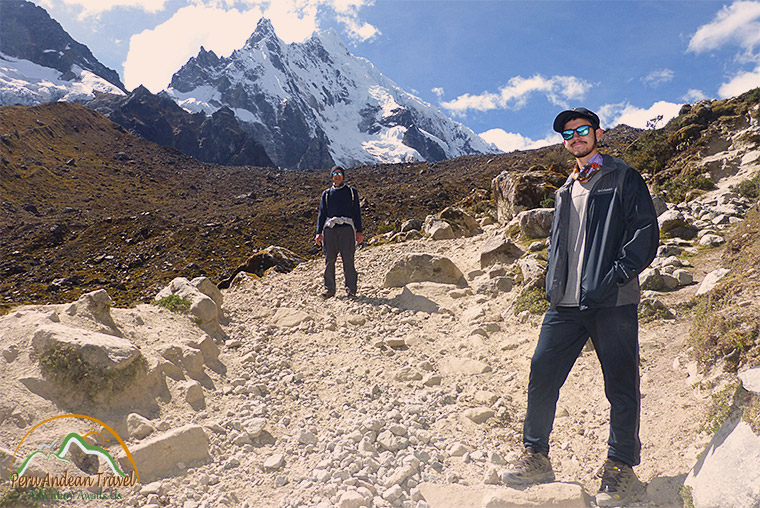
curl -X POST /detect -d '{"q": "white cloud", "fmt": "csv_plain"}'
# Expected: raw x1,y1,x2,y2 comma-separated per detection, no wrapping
123,5,264,91
122,0,378,91
642,69,674,87
688,1,760,54
45,0,168,17
682,89,709,102
718,65,760,97
479,128,556,153
441,74,591,114
431,87,444,99
598,101,683,130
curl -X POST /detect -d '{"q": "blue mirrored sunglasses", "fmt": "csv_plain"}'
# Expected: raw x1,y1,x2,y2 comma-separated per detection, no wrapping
561,125,593,140
332,171,343,176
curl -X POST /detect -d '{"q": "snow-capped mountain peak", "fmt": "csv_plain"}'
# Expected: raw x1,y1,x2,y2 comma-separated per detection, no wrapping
0,0,126,106
165,18,499,169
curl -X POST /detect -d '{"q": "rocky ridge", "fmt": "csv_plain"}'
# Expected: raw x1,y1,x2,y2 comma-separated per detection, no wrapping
2,138,760,507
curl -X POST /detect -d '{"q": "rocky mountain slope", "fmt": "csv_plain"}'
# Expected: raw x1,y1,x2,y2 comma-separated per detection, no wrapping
87,86,274,168
164,18,498,169
0,100,584,309
1,151,759,507
2,92,760,508
0,0,126,104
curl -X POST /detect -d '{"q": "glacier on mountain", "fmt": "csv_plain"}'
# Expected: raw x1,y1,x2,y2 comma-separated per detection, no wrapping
0,52,125,106
165,18,499,169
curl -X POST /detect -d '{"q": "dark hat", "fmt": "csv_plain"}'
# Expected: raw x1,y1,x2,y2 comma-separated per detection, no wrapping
553,107,601,133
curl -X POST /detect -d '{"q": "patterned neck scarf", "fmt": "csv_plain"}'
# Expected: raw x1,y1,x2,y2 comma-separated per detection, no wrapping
572,153,603,183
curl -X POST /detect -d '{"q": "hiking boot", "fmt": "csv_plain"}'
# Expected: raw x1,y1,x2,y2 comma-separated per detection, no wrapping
595,459,642,507
346,288,357,298
502,447,555,487
320,290,335,298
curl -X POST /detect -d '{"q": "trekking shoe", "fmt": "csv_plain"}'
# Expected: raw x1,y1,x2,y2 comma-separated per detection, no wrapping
595,459,642,507
320,290,335,298
502,447,555,487
346,288,357,298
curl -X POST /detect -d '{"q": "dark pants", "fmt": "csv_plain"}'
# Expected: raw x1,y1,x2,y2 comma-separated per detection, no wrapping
523,304,641,466
323,224,357,293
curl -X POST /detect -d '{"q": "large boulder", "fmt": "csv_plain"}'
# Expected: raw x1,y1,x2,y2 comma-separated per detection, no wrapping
658,209,687,233
118,424,211,483
685,417,760,508
155,277,224,336
480,237,524,268
491,166,566,223
32,323,141,373
219,245,304,288
423,217,456,240
696,268,730,295
439,207,482,237
64,289,120,335
384,253,466,287
516,208,554,238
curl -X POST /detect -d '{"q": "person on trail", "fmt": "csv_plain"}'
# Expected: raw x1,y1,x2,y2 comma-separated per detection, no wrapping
503,108,659,508
315,165,364,298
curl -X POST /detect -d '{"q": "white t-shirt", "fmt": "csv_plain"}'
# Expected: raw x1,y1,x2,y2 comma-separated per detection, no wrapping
559,178,595,306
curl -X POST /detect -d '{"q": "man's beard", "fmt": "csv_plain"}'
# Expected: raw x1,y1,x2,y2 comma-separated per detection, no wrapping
567,134,597,159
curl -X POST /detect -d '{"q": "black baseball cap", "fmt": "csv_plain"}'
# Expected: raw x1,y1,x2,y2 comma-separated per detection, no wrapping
553,107,601,133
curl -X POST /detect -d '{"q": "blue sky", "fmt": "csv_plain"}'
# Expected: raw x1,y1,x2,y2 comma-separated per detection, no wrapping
31,0,760,152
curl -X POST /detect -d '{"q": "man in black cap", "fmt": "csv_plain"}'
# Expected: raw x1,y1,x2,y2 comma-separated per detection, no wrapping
504,108,659,507
315,165,364,298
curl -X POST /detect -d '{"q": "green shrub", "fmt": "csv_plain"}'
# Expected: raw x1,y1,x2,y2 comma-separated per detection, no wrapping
734,172,760,200
152,294,191,312
37,345,147,400
513,287,549,316
376,220,399,235
659,173,715,203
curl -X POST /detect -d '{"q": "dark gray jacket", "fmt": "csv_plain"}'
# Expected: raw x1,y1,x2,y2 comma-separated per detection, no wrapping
545,154,659,310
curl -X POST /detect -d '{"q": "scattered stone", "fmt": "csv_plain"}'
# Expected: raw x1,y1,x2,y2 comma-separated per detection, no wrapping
424,217,455,240
479,237,524,268
440,357,492,375
127,413,155,440
184,380,205,409
738,366,760,394
119,424,211,483
263,453,286,472
384,253,466,287
696,268,731,295
699,234,726,247
462,407,495,424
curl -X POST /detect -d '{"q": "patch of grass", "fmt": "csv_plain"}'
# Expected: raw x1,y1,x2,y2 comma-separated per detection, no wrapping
744,394,760,435
699,383,744,434
37,344,147,401
0,486,40,507
376,220,399,235
539,195,555,209
688,293,758,370
513,287,549,316
658,173,716,203
152,294,191,312
733,172,760,200
679,485,695,508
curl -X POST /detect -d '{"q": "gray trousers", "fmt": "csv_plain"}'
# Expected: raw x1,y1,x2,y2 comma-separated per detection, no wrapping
323,224,357,293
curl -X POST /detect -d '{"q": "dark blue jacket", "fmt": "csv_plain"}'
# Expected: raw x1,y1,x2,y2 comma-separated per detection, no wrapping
545,155,659,310
316,184,363,234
